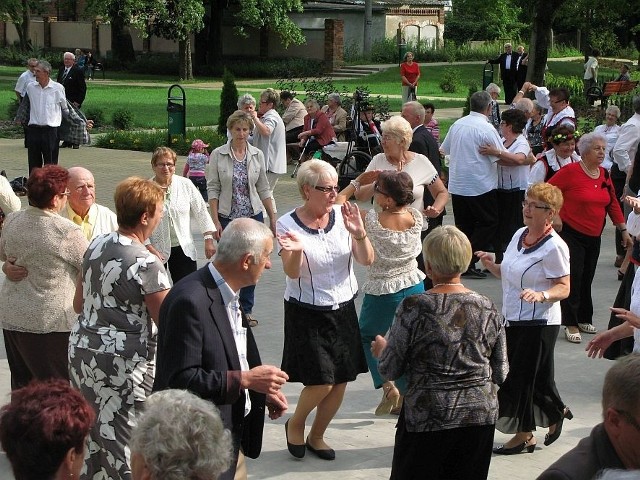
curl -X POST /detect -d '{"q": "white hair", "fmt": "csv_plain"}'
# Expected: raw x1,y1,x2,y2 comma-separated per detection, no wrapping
486,83,501,95
214,217,272,265
130,390,232,480
237,93,256,109
296,159,338,198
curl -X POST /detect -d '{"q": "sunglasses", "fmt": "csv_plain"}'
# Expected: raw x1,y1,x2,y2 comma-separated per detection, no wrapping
314,185,339,194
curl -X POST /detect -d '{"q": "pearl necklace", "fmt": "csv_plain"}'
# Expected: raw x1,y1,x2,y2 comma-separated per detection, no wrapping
580,160,599,178
433,282,464,288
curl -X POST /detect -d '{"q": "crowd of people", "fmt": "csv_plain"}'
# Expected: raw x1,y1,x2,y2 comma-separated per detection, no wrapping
1,56,640,480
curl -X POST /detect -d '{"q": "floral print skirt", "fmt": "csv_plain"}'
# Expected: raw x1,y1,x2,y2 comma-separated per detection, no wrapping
69,342,155,480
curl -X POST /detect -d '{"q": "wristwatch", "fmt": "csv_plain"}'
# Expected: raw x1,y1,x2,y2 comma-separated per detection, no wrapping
541,291,550,302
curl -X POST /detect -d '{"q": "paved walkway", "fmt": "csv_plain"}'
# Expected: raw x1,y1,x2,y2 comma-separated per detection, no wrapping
0,138,623,479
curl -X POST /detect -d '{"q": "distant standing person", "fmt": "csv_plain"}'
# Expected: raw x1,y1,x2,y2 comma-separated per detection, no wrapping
14,57,37,101
423,103,440,143
584,49,600,96
183,139,210,201
516,45,528,91
489,43,519,104
84,51,98,79
21,60,68,173
400,52,420,104
56,51,86,149
251,88,287,212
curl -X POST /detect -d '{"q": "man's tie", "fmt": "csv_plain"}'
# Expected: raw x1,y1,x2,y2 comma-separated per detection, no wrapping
61,68,70,82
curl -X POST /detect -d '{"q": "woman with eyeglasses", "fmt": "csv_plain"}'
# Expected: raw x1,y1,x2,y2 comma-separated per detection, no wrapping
550,132,632,343
528,125,581,186
477,182,571,455
146,146,216,285
277,159,373,461
0,165,88,390
208,110,276,327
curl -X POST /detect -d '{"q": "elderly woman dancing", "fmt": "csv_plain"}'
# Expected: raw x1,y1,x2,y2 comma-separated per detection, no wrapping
277,159,373,461
550,132,632,343
478,183,572,454
372,226,508,480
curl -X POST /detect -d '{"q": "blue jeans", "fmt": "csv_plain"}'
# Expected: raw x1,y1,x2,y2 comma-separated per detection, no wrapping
218,212,264,314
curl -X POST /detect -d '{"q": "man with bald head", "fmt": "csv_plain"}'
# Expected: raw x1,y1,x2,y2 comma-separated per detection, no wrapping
64,166,117,240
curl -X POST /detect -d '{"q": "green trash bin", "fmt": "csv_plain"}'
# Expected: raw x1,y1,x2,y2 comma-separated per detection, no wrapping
482,63,495,91
167,84,186,145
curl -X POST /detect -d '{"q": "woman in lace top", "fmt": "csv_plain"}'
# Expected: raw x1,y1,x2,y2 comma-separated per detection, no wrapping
358,171,425,416
372,226,508,480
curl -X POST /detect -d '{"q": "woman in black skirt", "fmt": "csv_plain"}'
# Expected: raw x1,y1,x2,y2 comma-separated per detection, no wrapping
478,182,572,454
276,159,374,460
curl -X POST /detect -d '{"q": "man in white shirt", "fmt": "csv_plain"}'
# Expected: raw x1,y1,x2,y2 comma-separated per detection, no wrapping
23,60,68,173
251,88,287,213
613,96,640,191
584,49,600,97
14,58,37,101
441,90,504,278
64,167,117,241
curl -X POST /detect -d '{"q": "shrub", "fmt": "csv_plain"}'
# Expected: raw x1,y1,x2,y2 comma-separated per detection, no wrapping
85,108,105,128
7,99,20,120
94,127,226,155
218,68,239,136
112,109,134,130
462,83,478,117
439,67,460,93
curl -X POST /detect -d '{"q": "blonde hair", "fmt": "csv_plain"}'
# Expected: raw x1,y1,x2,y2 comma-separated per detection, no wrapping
227,110,254,130
296,159,337,198
114,177,164,228
151,147,177,167
526,183,564,214
423,226,472,277
381,116,413,150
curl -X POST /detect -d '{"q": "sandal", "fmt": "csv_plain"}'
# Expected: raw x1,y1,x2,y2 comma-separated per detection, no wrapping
564,328,582,344
577,323,597,334
375,383,400,416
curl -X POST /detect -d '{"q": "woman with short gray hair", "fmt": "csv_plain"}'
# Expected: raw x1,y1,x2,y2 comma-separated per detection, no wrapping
130,389,232,480
321,93,348,141
277,159,373,461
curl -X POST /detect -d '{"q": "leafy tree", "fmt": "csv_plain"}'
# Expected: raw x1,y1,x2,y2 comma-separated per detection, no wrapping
445,0,525,44
149,0,204,80
218,68,239,136
198,0,305,65
0,0,43,50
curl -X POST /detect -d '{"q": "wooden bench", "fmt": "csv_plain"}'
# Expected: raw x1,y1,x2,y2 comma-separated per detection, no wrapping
586,81,639,107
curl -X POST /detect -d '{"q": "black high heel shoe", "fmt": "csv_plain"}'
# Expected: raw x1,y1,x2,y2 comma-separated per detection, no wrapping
493,435,536,455
544,407,573,446
285,419,305,458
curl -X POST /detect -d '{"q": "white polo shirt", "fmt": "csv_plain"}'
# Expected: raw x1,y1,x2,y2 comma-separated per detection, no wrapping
441,111,503,196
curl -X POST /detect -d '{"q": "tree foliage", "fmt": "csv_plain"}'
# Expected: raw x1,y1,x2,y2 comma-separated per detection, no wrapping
218,68,239,136
0,0,44,50
445,0,526,44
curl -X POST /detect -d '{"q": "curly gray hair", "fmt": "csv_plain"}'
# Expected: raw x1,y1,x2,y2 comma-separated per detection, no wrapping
237,93,256,109
130,390,232,480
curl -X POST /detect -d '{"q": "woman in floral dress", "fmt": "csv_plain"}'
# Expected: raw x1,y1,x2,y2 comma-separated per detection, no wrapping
68,177,171,480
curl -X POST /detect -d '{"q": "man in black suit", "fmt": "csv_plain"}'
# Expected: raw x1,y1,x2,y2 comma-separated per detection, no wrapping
488,43,520,104
56,51,86,148
153,218,289,480
401,100,446,288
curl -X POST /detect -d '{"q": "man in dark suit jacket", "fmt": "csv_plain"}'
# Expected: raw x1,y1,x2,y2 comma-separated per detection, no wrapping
56,51,87,148
488,43,520,105
401,100,446,288
153,218,289,480
537,354,640,479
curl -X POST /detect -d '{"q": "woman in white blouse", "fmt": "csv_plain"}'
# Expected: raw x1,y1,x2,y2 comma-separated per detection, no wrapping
147,147,216,285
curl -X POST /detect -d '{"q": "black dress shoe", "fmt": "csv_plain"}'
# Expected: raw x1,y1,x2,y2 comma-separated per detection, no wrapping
544,407,573,446
60,141,71,148
493,436,536,455
461,267,487,279
72,144,79,149
305,438,335,460
285,420,305,458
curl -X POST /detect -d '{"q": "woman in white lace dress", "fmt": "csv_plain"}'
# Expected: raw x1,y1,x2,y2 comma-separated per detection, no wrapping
359,170,425,415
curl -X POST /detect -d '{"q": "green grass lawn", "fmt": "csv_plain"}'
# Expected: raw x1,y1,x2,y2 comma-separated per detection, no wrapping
0,58,621,132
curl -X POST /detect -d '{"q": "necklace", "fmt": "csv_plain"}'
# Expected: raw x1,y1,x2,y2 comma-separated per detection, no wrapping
386,209,408,215
580,160,599,178
522,225,553,248
433,282,464,288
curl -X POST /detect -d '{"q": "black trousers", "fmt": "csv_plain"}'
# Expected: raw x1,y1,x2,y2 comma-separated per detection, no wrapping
391,412,494,480
166,245,197,285
611,163,627,257
496,189,525,263
286,126,303,144
452,190,499,268
26,125,59,173
502,71,518,104
559,223,601,328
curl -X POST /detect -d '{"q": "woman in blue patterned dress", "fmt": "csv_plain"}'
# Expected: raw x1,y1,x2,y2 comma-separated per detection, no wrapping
207,110,276,326
68,177,172,480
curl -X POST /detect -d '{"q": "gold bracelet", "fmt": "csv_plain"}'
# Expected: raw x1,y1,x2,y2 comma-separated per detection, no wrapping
352,232,367,241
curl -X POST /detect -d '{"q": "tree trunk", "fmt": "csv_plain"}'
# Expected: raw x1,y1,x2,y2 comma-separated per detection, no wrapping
259,26,268,58
179,38,193,80
527,0,567,86
18,0,31,50
110,13,136,64
363,0,372,58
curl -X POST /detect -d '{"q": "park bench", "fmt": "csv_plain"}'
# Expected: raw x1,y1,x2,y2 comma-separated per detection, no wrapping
586,80,639,107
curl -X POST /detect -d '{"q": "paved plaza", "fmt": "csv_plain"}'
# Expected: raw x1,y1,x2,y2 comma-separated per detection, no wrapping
0,137,622,479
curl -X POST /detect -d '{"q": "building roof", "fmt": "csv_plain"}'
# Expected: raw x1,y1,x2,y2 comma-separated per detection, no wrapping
304,0,446,7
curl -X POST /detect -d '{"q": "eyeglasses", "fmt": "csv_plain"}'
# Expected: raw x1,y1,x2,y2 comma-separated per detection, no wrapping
155,163,175,169
374,182,389,196
314,185,339,194
522,200,551,210
615,409,640,433
551,99,566,105
61,189,71,196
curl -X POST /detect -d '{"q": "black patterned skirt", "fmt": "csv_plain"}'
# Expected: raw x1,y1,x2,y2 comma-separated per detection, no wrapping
281,298,368,385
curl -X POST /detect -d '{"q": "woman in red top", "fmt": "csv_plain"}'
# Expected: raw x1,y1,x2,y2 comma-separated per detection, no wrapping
400,52,420,104
298,99,337,158
549,132,632,344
